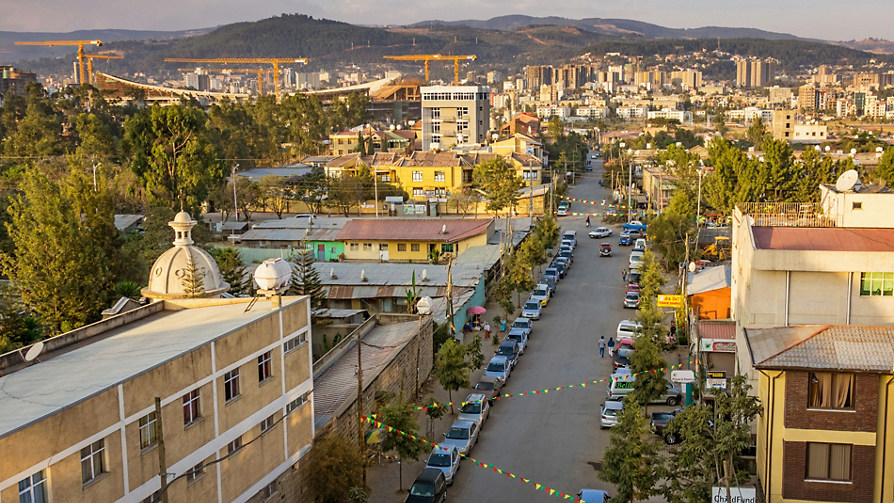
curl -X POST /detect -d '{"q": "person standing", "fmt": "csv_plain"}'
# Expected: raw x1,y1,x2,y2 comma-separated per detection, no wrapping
598,336,606,358
484,322,492,339
586,215,591,227
607,337,616,357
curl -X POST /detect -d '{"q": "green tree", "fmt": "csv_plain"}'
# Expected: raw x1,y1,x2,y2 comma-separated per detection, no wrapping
308,435,365,503
289,246,324,308
465,334,485,370
380,394,425,490
601,402,663,503
259,175,290,218
473,157,523,240
745,117,768,146
423,398,448,438
231,176,261,221
433,339,471,412
328,174,364,216
209,247,249,296
115,281,142,300
877,147,894,186
0,283,43,353
630,251,669,407
661,376,763,503
180,254,206,298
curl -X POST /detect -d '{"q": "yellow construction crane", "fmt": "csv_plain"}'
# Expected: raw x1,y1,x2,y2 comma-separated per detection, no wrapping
164,57,308,98
84,54,123,85
382,54,477,85
178,67,268,94
14,40,102,85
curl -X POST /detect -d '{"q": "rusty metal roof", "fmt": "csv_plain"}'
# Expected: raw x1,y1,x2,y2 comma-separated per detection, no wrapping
699,320,735,340
751,227,894,252
337,218,492,243
747,325,894,373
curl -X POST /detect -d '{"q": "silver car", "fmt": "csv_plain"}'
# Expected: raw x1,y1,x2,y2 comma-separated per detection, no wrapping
484,355,511,382
511,317,533,337
425,444,461,485
457,392,490,427
600,401,624,429
521,300,542,320
442,420,479,455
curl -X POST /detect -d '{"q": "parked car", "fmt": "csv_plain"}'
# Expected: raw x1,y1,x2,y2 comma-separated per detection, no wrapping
623,291,640,309
507,329,529,353
511,317,533,337
530,284,551,306
562,230,578,248
619,232,634,246
540,273,557,295
405,468,448,503
616,320,643,340
577,489,610,503
484,355,511,381
625,283,640,294
557,205,570,216
543,267,560,283
473,375,504,404
617,337,636,358
495,340,520,368
628,251,644,270
559,250,574,264
633,238,647,252
441,420,479,455
424,445,461,485
561,239,576,250
651,410,683,444
600,400,624,429
627,271,641,285
607,375,682,405
599,243,612,257
458,392,490,427
613,353,631,370
552,260,567,278
522,300,542,320
589,227,612,239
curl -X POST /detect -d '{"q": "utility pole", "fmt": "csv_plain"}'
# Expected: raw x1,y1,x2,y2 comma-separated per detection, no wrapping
627,151,633,223
232,163,240,222
528,160,534,227
357,332,365,483
374,168,379,218
155,397,169,503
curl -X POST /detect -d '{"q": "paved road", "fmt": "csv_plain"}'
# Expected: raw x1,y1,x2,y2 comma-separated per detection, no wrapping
445,154,635,501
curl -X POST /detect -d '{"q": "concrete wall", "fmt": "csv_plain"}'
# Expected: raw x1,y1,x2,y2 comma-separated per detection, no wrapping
820,185,894,229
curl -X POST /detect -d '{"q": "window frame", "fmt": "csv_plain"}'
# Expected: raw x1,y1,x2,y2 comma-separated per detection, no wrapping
807,372,855,410
283,333,307,353
286,392,310,414
859,272,893,296
224,369,241,402
19,469,48,503
258,351,273,383
806,442,852,482
80,439,107,485
410,243,421,252
227,435,243,454
139,411,158,449
434,171,446,182
261,413,276,433
185,462,205,485
397,243,407,252
362,243,373,252
412,171,423,182
182,389,201,426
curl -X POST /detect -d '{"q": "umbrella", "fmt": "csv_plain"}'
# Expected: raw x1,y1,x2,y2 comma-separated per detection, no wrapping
466,306,487,315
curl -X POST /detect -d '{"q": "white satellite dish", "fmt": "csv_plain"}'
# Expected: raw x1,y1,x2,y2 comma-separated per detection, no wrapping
688,262,697,273
836,170,860,192
24,342,44,362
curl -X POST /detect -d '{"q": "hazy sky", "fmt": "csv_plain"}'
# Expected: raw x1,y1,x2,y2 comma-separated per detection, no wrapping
1,0,890,41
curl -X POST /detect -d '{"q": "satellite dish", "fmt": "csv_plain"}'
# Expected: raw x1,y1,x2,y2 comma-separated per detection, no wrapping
836,170,860,192
24,342,44,362
688,262,697,273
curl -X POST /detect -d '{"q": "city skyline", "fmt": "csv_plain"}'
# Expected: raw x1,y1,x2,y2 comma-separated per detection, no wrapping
1,0,891,42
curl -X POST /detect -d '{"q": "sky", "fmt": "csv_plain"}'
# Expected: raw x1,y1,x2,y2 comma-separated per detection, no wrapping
1,0,890,42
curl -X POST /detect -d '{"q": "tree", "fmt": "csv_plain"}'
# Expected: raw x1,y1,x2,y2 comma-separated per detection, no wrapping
259,175,290,218
465,334,485,370
380,394,424,490
308,435,365,503
289,246,324,308
630,252,669,408
180,254,206,298
0,283,43,354
473,157,523,239
231,177,261,220
447,188,479,217
1,167,120,334
601,401,663,503
424,398,448,438
661,376,762,503
433,339,471,412
877,147,894,186
115,281,142,300
209,247,250,296
745,117,768,147
328,174,364,216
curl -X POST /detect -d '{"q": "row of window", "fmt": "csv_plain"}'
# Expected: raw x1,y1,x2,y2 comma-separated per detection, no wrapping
18,334,310,502
859,272,893,296
422,92,488,101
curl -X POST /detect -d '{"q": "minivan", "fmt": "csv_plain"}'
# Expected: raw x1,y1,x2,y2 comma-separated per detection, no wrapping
606,374,682,405
405,468,448,503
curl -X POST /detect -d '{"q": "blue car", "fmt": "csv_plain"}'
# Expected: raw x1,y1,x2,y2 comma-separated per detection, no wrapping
619,233,634,246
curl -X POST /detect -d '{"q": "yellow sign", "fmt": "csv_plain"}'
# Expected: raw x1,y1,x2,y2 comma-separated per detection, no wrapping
657,294,684,308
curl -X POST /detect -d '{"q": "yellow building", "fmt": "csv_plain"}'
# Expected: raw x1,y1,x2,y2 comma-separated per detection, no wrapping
337,218,494,262
0,214,314,503
745,325,894,503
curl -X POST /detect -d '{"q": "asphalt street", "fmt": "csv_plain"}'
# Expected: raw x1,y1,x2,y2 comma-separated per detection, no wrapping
445,154,635,501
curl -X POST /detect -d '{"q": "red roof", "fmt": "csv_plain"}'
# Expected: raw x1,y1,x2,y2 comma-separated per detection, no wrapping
751,227,894,252
699,320,735,340
337,219,493,243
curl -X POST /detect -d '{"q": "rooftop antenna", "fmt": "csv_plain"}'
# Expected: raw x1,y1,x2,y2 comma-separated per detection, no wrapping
23,341,44,363
835,169,860,192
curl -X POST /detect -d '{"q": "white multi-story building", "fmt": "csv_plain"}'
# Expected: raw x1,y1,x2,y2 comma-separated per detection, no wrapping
646,108,692,124
576,106,609,118
616,105,649,119
537,106,571,119
420,85,490,151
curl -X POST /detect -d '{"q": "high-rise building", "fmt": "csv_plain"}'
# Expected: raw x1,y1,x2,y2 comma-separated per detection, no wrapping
420,85,490,151
798,84,819,111
185,72,210,91
524,65,552,90
670,70,703,90
737,58,775,88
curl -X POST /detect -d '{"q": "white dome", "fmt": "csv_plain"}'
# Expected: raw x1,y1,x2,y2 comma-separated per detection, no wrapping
141,212,229,299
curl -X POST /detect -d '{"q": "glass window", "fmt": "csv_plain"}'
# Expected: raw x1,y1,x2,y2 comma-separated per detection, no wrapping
260,413,276,433
224,369,240,402
860,272,893,296
186,463,204,484
183,389,201,425
284,333,307,353
379,243,389,251
81,439,106,484
412,188,424,197
410,244,420,252
349,243,359,251
806,443,851,481
362,243,373,251
434,171,446,182
139,412,158,449
432,134,441,144
286,392,310,414
442,244,454,253
808,372,854,409
412,171,423,182
258,351,272,382
397,243,407,252
227,435,243,454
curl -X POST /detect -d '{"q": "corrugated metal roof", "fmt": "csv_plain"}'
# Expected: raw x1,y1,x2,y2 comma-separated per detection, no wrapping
699,320,735,340
751,227,894,252
314,262,483,288
313,321,419,415
687,266,731,295
240,227,342,242
337,218,492,243
454,245,501,267
235,166,311,182
114,214,143,231
253,216,350,230
748,325,894,373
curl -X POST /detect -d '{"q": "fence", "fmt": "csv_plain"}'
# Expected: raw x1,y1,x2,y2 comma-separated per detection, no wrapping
736,202,835,228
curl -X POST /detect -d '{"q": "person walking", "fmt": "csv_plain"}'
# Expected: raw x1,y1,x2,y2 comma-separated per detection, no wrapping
607,337,616,357
586,215,591,227
622,269,627,282
598,336,606,358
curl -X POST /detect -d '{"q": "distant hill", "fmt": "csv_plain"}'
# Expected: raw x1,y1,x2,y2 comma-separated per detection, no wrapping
409,15,807,41
0,28,212,63
837,38,894,55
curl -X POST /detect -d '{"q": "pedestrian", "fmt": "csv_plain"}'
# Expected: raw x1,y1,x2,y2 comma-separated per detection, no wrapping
598,336,606,358
586,215,591,227
669,321,677,346
484,322,491,339
607,337,616,357
622,269,627,282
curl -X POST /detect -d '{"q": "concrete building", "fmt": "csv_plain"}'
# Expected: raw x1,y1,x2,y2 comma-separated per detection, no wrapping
0,213,314,503
237,215,348,262
791,123,828,143
536,106,571,119
420,85,490,151
772,110,796,141
744,325,894,503
768,86,795,104
336,218,494,262
819,183,894,228
646,108,692,124
737,58,775,88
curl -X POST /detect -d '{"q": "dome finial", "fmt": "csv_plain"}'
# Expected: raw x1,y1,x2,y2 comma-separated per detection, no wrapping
170,211,196,247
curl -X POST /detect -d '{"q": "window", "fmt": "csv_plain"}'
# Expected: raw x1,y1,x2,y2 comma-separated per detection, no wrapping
432,122,441,133
379,243,389,251
806,443,851,481
397,243,407,252
258,351,272,383
227,435,243,454
19,470,47,503
349,243,359,251
457,106,468,117
286,392,310,414
434,171,445,182
362,243,373,252
186,463,204,484
412,171,423,182
81,439,106,484
860,272,893,296
410,244,420,252
183,389,200,426
432,134,441,144
380,174,391,182
284,333,307,353
430,107,440,118
808,372,854,409
261,413,276,433
140,491,161,503
412,188,424,197
442,244,454,253
139,412,158,449
260,481,278,500
224,369,240,402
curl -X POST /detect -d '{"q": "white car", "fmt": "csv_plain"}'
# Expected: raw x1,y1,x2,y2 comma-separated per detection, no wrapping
484,355,511,382
633,238,647,252
589,227,612,239
521,300,542,320
458,392,491,427
557,205,570,216
425,444,461,484
616,319,643,340
629,250,644,270
507,328,529,353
